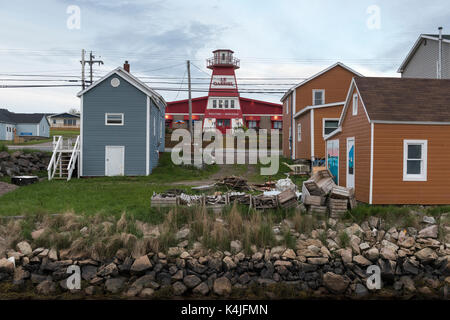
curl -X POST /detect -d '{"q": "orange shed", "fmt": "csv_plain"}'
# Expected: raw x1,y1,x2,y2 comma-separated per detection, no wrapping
325,77,450,205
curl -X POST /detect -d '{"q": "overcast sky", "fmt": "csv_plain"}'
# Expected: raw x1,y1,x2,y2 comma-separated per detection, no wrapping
0,0,448,113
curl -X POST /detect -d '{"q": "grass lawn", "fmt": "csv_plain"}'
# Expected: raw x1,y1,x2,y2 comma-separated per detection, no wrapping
0,153,219,221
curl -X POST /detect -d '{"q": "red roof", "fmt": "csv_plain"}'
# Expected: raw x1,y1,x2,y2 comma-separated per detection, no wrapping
166,96,282,115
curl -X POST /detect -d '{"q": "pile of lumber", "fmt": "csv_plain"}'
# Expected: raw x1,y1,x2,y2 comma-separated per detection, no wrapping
252,181,276,191
151,191,179,207
251,194,278,209
301,169,356,216
216,176,250,191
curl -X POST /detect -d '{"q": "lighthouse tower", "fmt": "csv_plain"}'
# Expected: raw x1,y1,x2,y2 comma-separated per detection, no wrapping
203,49,243,133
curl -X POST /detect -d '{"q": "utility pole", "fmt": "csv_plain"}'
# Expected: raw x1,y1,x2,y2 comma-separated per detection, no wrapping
187,60,193,137
81,50,104,88
87,51,104,85
81,49,85,89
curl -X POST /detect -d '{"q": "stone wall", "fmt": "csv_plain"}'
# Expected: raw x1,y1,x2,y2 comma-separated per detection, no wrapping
0,151,50,177
0,215,449,299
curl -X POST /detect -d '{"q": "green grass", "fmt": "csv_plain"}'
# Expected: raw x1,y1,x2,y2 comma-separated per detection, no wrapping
50,129,80,137
0,153,218,220
0,129,80,146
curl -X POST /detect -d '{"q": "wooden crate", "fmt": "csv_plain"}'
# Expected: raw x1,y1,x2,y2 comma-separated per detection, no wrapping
329,185,351,199
328,198,348,218
303,195,325,206
308,205,327,214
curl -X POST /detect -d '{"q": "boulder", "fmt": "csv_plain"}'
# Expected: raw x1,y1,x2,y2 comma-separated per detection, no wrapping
139,288,155,298
213,277,232,296
365,248,379,261
353,255,372,267
97,263,118,277
105,277,126,293
175,228,190,240
183,275,201,289
418,225,438,239
193,282,210,295
172,281,188,296
415,247,438,263
230,240,242,253
130,255,152,273
380,247,397,261
323,272,350,294
0,258,14,274
36,280,56,295
16,241,32,255
282,249,296,260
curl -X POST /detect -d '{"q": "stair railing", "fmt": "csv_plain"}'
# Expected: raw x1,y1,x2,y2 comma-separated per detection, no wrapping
67,135,80,181
47,135,63,180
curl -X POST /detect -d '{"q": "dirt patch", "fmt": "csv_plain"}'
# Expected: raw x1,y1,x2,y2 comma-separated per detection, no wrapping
0,182,18,197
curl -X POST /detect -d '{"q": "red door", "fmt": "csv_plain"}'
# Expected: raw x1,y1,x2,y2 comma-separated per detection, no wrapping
216,119,231,134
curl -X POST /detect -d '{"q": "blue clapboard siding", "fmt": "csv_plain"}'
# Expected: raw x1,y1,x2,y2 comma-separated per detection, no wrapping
82,74,148,176
16,123,38,136
38,117,50,137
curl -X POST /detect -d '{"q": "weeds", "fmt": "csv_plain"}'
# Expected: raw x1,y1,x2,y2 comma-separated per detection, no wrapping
338,231,350,248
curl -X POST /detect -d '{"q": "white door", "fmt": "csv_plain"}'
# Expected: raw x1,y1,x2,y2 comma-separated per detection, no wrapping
5,125,13,140
346,138,355,189
105,146,124,176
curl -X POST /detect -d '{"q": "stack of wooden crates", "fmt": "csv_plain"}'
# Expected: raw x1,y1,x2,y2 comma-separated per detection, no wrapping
301,170,356,217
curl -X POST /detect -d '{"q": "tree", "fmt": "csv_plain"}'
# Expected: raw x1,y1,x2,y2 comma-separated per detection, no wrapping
68,108,79,115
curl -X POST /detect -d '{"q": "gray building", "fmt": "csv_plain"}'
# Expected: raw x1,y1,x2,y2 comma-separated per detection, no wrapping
0,109,50,140
77,64,166,177
398,30,450,79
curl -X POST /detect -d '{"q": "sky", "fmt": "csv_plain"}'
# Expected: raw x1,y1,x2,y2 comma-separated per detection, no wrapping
0,0,448,113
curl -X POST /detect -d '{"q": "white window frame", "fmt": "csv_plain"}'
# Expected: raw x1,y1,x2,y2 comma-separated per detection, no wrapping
352,94,358,116
403,140,428,181
322,118,340,137
105,113,124,126
297,123,302,142
312,89,325,106
286,99,289,115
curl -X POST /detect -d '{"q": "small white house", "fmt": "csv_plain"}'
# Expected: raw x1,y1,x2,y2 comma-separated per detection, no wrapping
0,108,50,140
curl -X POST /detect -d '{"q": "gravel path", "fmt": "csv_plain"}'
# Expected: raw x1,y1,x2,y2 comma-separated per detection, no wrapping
0,181,18,197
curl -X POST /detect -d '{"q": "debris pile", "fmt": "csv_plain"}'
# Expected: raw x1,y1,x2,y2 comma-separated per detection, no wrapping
216,176,250,191
301,169,356,216
252,181,276,191
277,189,298,209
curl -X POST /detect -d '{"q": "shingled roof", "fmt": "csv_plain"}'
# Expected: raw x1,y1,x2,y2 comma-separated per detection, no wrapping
0,109,48,124
354,77,450,122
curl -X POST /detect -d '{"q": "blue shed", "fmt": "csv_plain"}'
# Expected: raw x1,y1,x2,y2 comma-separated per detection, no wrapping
76,65,166,177
0,108,50,140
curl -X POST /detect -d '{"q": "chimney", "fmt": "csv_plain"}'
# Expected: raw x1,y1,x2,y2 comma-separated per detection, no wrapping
438,27,443,79
124,61,130,73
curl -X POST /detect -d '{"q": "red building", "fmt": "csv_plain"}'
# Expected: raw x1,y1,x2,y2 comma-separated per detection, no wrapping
166,49,283,133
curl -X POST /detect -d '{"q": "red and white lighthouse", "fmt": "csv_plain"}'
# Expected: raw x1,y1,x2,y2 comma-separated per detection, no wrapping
166,49,283,133
203,49,243,133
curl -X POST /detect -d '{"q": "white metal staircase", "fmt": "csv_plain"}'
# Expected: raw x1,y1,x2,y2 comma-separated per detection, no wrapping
47,135,80,181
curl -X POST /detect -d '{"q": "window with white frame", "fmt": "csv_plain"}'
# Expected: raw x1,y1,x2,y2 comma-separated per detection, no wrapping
230,100,235,108
105,113,124,125
247,121,258,129
273,121,282,129
352,94,358,115
297,123,301,141
403,140,427,181
323,119,339,136
224,100,229,108
213,100,217,108
219,100,223,108
313,90,325,105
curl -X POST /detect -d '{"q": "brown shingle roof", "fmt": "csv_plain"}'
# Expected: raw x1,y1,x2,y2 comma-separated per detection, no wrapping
355,77,450,122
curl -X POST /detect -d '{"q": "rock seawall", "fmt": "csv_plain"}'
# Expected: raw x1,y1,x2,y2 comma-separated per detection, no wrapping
1,216,449,299
0,151,50,177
